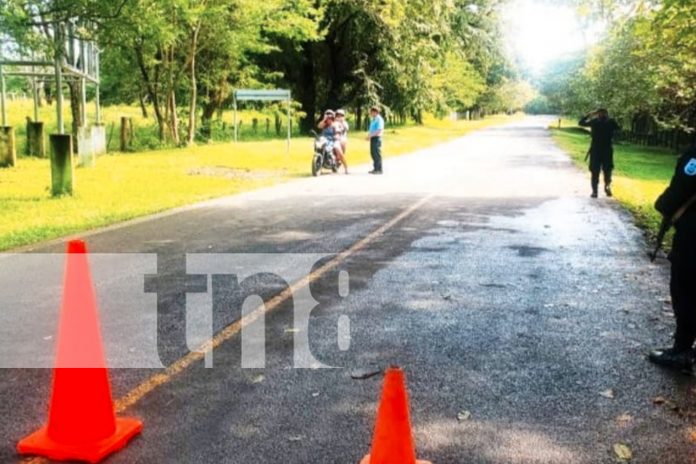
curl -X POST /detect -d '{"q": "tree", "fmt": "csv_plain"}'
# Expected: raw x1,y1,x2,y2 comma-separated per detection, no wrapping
535,0,696,134
0,0,129,149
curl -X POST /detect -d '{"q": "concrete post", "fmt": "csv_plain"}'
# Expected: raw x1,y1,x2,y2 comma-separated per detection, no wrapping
77,126,94,167
26,121,46,157
50,134,73,196
0,126,16,167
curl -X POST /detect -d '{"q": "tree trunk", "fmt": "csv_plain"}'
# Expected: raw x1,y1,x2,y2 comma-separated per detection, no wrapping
67,80,83,153
169,89,179,145
138,89,149,118
166,46,179,145
186,25,200,146
134,40,165,140
298,42,316,134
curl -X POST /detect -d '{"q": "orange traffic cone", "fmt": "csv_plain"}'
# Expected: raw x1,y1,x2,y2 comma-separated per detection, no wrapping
360,367,432,464
17,240,142,463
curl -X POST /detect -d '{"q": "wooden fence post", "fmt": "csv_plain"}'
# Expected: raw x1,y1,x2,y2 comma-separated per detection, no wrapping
120,116,133,151
26,121,46,157
0,126,16,167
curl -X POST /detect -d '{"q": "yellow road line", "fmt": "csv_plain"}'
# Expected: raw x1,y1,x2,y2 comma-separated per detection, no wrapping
24,194,432,464
116,194,433,412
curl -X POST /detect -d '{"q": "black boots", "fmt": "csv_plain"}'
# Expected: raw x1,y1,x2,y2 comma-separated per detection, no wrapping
590,184,612,198
648,348,693,372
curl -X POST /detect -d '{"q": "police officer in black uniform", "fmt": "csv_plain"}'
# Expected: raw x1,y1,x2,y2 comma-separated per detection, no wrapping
579,109,620,198
649,145,696,370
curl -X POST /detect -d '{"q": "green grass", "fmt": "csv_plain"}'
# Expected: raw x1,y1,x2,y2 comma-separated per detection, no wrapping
550,120,678,241
0,112,519,251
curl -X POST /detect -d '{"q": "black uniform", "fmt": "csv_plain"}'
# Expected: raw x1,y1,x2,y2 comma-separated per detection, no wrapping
578,115,620,195
655,146,696,352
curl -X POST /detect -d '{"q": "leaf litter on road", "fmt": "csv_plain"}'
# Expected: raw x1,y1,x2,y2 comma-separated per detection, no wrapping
613,443,633,461
350,366,382,380
457,410,472,422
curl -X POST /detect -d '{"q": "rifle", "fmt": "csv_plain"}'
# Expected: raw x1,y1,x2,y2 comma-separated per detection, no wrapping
650,194,696,262
650,216,671,262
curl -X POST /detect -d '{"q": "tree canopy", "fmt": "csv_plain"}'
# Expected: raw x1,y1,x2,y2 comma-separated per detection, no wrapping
1,0,531,144
535,0,696,134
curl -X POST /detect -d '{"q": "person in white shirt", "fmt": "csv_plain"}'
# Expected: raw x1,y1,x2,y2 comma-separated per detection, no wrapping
335,109,349,174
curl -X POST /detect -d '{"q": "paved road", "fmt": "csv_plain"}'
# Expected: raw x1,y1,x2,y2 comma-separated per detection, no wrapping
2,117,695,463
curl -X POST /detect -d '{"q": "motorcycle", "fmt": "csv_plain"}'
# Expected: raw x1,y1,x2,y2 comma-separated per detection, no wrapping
310,130,341,176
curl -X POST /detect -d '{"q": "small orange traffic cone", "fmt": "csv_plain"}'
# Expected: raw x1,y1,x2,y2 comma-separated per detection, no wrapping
360,367,432,464
17,240,142,463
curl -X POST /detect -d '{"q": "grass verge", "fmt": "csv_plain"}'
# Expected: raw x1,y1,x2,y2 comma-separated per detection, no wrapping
0,114,518,251
550,121,678,242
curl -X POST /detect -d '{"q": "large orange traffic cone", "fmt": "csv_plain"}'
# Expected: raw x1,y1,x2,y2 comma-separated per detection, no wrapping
360,367,432,464
17,240,142,463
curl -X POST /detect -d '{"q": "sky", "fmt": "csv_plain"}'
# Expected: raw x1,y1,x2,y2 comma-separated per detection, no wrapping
502,0,603,74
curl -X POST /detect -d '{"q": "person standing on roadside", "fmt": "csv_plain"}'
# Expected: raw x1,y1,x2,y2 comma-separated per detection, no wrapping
579,108,620,198
648,145,696,371
366,106,384,174
335,109,349,174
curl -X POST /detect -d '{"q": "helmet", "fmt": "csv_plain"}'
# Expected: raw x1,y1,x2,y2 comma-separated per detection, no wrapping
336,109,346,117
324,110,335,118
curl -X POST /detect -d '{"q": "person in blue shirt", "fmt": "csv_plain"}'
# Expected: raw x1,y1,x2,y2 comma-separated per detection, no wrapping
366,106,384,174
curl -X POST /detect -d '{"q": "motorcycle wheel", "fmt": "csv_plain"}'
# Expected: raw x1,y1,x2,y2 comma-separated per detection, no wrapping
312,154,322,177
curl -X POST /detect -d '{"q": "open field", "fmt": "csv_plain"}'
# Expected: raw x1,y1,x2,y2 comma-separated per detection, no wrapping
0,111,518,251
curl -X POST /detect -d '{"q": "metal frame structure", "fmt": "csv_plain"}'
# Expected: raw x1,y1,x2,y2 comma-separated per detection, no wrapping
233,89,292,152
0,22,101,134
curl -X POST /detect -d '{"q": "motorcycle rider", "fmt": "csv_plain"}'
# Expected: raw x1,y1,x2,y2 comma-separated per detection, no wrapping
318,110,346,173
335,109,349,174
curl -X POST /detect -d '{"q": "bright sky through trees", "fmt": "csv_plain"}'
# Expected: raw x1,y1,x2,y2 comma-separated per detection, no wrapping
503,0,601,73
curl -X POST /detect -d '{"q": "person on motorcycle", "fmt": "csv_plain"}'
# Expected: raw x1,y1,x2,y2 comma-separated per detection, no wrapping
318,110,347,174
335,109,349,174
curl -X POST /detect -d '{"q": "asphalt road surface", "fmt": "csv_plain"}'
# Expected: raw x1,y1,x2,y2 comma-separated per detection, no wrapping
2,117,695,463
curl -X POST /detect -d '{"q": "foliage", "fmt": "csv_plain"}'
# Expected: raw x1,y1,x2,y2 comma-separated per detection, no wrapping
479,78,536,114
536,0,696,132
1,0,521,141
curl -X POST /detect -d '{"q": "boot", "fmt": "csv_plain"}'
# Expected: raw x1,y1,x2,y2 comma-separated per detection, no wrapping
604,184,613,197
648,347,693,372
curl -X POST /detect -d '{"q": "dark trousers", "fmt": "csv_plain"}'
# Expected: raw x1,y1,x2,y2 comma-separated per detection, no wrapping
589,153,613,192
370,137,382,171
671,225,696,350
